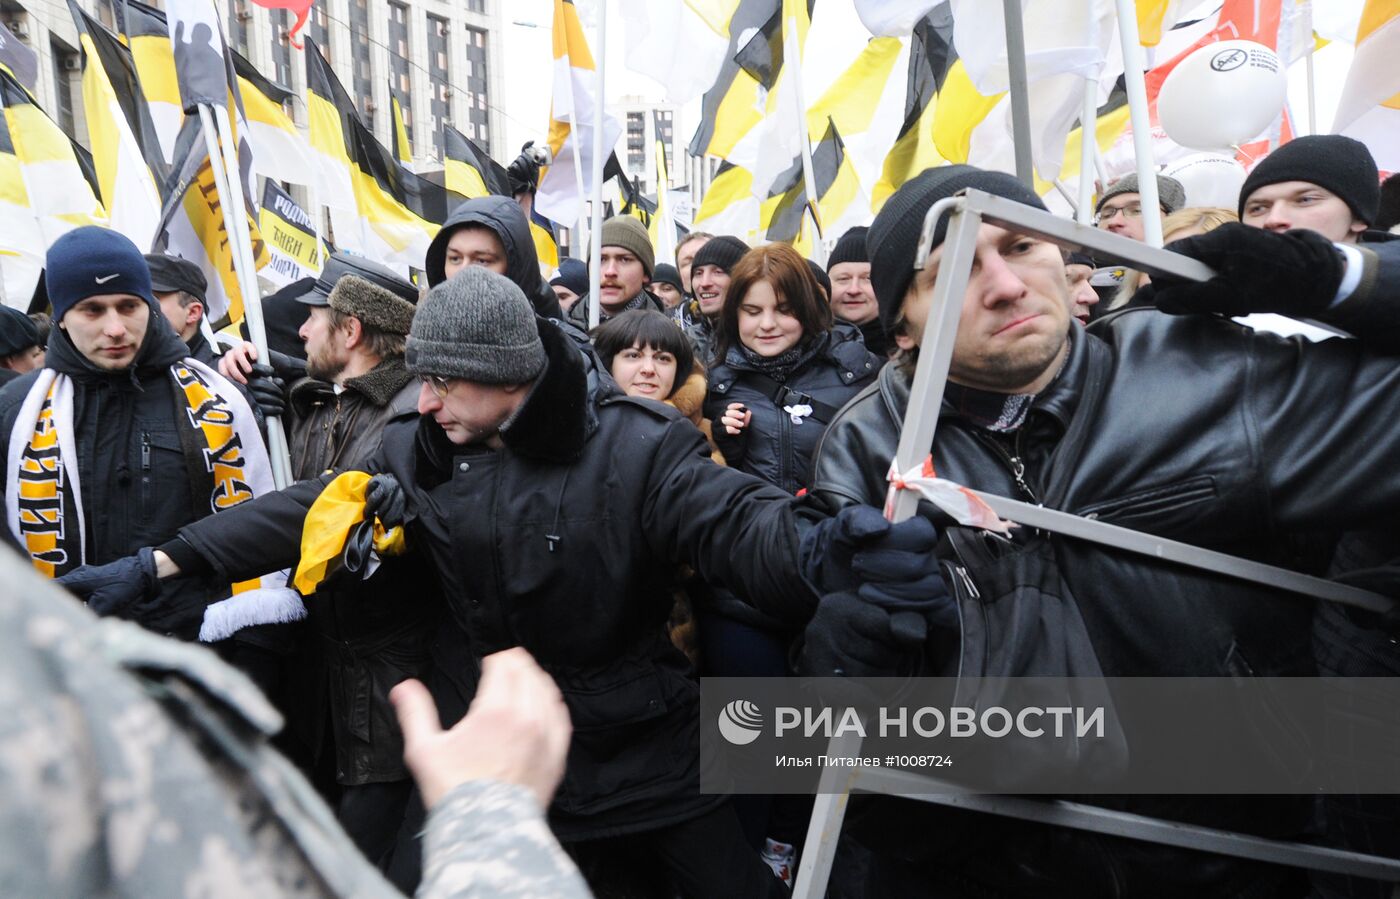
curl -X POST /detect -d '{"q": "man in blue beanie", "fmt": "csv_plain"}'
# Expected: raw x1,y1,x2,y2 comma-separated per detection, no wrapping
806,163,1400,895
0,226,275,642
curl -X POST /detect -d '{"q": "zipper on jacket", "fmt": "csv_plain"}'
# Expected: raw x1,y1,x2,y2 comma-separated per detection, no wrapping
141,431,151,472
971,430,1038,503
954,565,980,600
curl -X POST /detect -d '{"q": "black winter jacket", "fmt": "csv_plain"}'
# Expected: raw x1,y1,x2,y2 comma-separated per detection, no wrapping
805,250,1400,895
423,195,564,319
0,313,245,639
706,330,880,496
175,317,816,841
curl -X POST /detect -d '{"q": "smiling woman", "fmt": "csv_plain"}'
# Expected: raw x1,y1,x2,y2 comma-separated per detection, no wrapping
592,308,695,402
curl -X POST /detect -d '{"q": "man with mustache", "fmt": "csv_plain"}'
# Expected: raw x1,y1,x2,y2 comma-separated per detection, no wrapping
566,215,667,329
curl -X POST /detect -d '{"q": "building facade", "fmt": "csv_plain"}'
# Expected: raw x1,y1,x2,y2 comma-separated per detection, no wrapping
616,95,685,200
3,0,504,170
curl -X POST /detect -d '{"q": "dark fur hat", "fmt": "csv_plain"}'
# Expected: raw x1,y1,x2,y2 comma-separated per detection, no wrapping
328,274,416,336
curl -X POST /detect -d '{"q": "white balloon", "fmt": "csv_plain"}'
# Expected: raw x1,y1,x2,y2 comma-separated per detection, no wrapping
1162,153,1248,209
1157,40,1288,151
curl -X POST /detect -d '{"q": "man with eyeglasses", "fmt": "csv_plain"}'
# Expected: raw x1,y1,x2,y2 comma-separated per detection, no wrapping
1093,172,1186,242
64,265,938,895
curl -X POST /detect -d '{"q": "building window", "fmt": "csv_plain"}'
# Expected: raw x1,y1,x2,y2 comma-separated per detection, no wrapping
388,1,412,150
626,111,645,175
427,14,450,157
226,0,249,55
270,9,294,88
655,110,674,180
349,0,373,128
464,26,491,155
51,39,77,139
309,4,330,57
467,0,485,12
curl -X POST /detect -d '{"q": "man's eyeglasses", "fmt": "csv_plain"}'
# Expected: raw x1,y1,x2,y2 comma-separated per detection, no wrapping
420,375,453,398
1094,203,1144,225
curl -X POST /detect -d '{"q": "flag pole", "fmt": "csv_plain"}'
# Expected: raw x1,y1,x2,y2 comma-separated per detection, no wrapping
1002,0,1035,186
1113,0,1162,247
786,15,825,266
1077,76,1098,225
565,105,589,257
198,103,293,487
587,0,607,330
1304,39,1317,135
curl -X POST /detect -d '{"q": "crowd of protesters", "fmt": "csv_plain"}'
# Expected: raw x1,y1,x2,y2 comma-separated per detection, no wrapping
2,134,1400,898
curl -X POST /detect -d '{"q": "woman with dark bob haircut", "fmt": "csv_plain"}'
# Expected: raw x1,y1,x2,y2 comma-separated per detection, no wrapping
700,243,879,877
591,309,722,464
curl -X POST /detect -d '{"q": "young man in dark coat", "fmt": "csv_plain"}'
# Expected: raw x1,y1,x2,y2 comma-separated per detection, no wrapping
0,227,269,641
54,258,946,894
1238,133,1400,899
804,164,1400,897
146,253,218,364
423,194,563,319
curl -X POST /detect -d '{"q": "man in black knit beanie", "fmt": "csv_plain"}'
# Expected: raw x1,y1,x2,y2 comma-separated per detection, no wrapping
826,226,891,357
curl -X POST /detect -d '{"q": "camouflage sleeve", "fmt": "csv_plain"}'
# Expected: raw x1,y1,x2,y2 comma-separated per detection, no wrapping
416,780,591,899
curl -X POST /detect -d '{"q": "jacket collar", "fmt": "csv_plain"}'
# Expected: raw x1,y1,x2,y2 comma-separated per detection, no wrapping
292,355,416,408
877,328,1091,433
498,318,598,462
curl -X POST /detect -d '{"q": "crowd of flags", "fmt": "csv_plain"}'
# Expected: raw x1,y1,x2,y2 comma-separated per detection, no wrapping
0,0,1397,319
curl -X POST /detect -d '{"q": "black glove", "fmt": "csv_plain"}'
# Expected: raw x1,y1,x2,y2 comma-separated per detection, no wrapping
246,363,287,419
507,142,542,196
265,348,307,382
802,505,942,595
364,473,407,529
1140,223,1344,318
852,516,960,635
800,590,940,678
56,547,160,617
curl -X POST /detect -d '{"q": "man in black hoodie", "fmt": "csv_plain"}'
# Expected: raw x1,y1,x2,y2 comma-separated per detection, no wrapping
424,195,564,319
0,227,267,641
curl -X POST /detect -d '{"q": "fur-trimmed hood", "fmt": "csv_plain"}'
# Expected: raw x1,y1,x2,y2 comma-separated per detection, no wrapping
665,369,707,426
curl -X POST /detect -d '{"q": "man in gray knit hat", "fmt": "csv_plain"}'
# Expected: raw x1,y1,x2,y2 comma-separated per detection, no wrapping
58,265,943,896
1093,171,1185,243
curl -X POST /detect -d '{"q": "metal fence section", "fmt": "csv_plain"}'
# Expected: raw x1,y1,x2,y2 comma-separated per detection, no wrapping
790,189,1400,897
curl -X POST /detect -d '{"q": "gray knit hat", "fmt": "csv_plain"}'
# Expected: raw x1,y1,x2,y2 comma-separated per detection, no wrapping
600,215,655,275
406,267,546,385
328,274,416,336
1095,172,1186,216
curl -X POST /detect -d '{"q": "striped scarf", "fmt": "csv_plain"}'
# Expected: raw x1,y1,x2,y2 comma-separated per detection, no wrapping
5,359,300,637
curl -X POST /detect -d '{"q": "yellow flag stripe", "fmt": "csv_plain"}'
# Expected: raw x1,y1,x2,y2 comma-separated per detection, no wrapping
806,36,902,137
931,60,1004,164
552,0,595,69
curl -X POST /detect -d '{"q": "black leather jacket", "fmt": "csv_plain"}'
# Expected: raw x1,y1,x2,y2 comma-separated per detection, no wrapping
806,257,1400,894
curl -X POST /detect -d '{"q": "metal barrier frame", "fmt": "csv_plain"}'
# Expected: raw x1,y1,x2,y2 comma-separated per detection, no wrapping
791,189,1400,897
